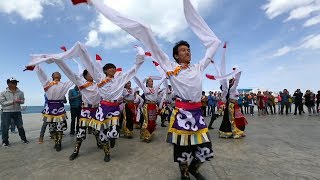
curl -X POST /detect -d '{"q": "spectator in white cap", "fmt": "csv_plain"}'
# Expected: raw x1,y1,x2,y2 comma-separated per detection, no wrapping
0,77,29,147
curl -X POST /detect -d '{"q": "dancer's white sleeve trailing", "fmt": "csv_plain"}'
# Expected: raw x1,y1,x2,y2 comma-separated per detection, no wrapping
84,0,221,102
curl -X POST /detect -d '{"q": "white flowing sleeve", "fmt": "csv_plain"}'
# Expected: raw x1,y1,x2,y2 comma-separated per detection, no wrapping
29,42,104,83
183,0,221,72
54,60,84,87
230,71,241,92
88,0,174,72
138,95,144,108
155,77,167,90
220,44,227,76
121,54,145,85
133,76,148,94
34,65,50,86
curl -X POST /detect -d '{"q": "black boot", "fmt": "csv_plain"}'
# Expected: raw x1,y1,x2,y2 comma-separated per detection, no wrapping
161,123,167,127
69,141,82,160
50,131,55,139
53,131,58,149
189,159,206,180
88,127,93,134
208,115,217,130
103,143,111,162
110,138,116,148
56,131,63,152
93,131,102,149
179,162,190,180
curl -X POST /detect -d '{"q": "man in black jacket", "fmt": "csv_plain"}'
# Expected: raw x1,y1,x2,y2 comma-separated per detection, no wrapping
293,89,303,115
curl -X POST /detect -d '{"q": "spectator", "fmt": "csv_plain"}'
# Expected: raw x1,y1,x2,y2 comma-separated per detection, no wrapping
243,94,249,114
280,89,291,115
293,89,303,115
248,93,255,116
238,94,244,114
316,91,320,113
257,91,265,116
68,85,82,136
201,91,208,117
0,77,29,147
207,91,218,115
277,92,282,114
304,90,317,116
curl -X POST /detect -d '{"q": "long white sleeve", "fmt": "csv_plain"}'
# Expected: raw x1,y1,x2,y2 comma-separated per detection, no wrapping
133,76,147,94
86,0,221,103
230,71,241,93
54,60,84,87
29,42,104,84
120,55,145,86
183,0,221,72
89,0,175,72
34,65,50,86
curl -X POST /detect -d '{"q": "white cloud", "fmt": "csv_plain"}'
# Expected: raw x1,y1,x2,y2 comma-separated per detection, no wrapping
273,46,294,57
285,4,320,21
262,0,315,19
85,0,215,49
299,34,320,49
303,14,320,26
271,34,320,57
0,0,63,21
262,0,320,27
85,30,101,47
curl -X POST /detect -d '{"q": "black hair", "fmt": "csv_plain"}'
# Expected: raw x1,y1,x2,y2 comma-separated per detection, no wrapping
172,40,190,63
83,69,88,80
51,72,61,79
103,63,116,72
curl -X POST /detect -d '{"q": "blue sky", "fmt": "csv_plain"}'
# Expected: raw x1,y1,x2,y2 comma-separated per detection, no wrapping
0,0,319,105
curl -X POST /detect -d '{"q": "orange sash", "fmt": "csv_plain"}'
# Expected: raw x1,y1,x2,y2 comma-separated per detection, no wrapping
78,81,93,91
44,81,58,92
166,64,189,77
97,77,112,88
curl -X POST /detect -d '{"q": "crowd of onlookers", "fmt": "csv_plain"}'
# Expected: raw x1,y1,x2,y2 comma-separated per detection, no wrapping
201,89,320,117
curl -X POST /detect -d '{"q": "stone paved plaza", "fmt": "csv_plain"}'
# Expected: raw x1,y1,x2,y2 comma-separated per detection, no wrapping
1,112,320,180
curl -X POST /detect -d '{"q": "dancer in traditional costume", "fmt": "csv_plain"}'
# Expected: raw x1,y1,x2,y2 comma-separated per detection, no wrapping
32,65,73,151
71,0,219,178
206,44,247,139
81,47,145,162
159,83,174,127
218,72,247,138
134,76,165,142
134,90,144,129
53,59,103,160
122,81,139,138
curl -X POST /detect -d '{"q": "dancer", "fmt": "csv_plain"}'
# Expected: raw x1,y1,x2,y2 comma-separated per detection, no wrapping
122,81,139,138
134,76,165,142
34,65,73,151
218,72,247,138
53,59,103,160
206,43,247,138
80,45,146,162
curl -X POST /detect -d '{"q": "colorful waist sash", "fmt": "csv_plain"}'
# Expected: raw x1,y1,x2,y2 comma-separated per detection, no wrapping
167,100,210,146
79,107,98,127
89,100,120,131
42,100,66,122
